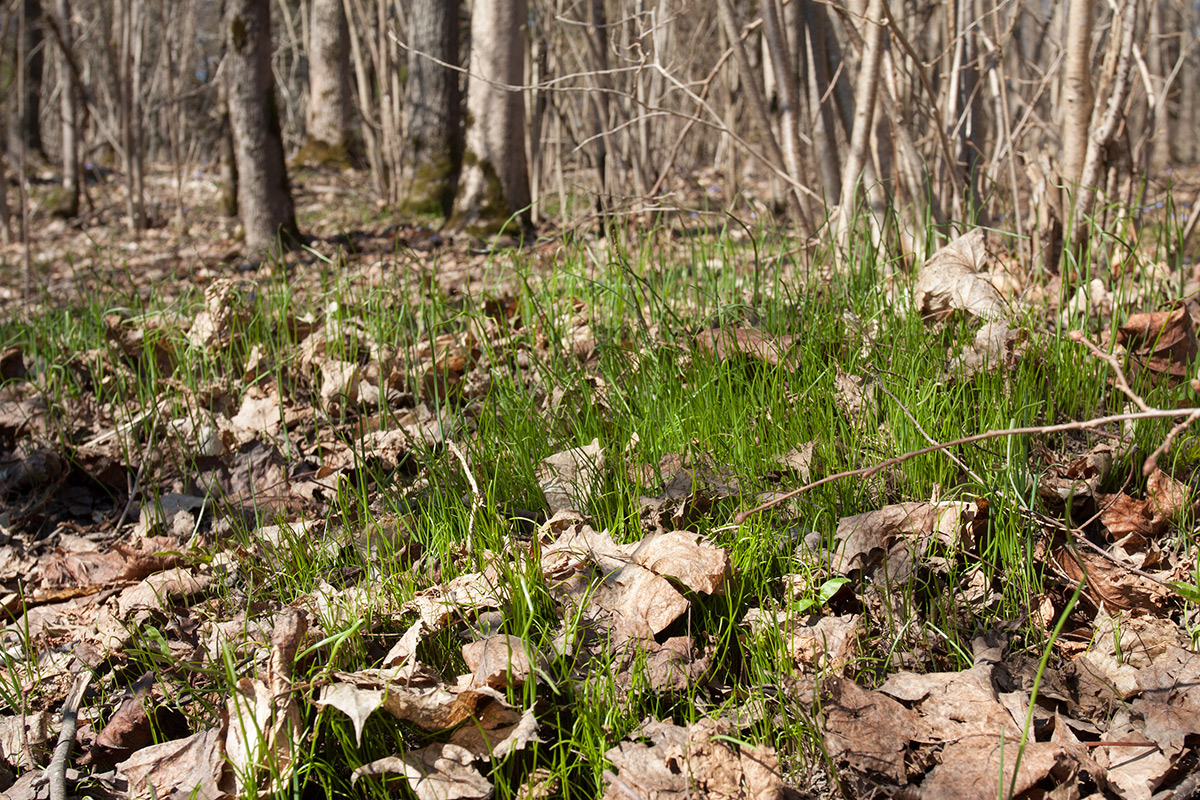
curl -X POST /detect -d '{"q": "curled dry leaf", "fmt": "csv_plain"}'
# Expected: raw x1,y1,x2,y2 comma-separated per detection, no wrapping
115,727,227,800
913,229,1006,323
1147,468,1195,520
833,500,978,576
225,608,307,796
351,743,491,800
1117,304,1198,381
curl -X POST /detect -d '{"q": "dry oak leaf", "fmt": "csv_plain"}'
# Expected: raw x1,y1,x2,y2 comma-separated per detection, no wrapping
913,229,1006,322
116,568,213,619
351,743,491,800
447,704,540,760
1117,304,1198,381
116,727,227,800
602,717,796,800
820,676,934,787
1097,492,1167,546
1055,548,1171,614
462,634,536,690
627,530,729,595
833,500,977,576
1147,467,1196,520
324,669,507,732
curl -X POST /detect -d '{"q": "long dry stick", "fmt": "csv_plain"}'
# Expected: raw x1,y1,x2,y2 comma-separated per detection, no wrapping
46,669,93,800
728,407,1200,527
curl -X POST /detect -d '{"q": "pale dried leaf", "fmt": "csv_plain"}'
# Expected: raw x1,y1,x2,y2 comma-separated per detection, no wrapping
538,438,604,514
314,683,385,747
116,727,226,800
351,743,492,800
913,229,1006,322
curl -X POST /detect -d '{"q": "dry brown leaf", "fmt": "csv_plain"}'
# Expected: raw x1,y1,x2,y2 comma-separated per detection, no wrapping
447,704,540,760
0,712,53,770
601,717,793,800
627,530,729,595
1117,304,1198,381
913,229,1006,322
1056,549,1171,614
351,743,491,800
821,676,932,787
225,609,306,796
117,569,213,619
115,727,227,800
1146,468,1195,520
694,326,799,367
918,739,1098,800
833,500,976,576
314,683,384,747
462,634,535,690
538,438,604,514
1097,492,1167,544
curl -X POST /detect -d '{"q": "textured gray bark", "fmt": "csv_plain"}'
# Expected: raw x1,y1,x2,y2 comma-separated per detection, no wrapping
399,0,461,217
449,0,532,237
225,0,299,252
300,0,354,165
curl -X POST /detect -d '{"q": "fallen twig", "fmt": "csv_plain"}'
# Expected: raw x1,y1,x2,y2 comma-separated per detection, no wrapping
46,669,93,800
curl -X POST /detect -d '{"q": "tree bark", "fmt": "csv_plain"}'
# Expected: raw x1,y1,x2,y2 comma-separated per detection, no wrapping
836,0,885,248
225,0,300,252
297,0,355,167
1062,0,1094,187
53,0,79,218
398,0,461,217
19,0,45,160
448,0,532,238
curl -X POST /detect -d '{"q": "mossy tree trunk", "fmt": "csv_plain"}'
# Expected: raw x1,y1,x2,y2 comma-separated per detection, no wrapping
225,0,300,253
296,0,355,168
398,0,461,217
448,0,532,238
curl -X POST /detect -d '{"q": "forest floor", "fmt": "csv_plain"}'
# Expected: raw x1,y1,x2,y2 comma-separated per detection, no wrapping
2,165,1200,799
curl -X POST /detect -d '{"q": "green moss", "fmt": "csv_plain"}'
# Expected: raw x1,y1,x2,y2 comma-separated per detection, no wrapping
293,137,356,170
399,151,458,218
447,154,528,238
230,15,247,50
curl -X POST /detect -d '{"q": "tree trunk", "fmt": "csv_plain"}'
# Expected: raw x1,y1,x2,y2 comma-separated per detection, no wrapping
398,0,461,217
225,0,300,252
449,0,532,238
54,0,79,218
1062,0,1094,187
20,0,46,160
297,0,355,167
836,0,885,249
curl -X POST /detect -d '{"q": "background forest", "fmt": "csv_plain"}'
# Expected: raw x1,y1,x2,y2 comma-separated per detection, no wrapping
2,0,1198,261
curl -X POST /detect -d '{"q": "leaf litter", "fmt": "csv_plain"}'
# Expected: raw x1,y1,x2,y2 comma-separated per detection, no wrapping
4,208,1200,800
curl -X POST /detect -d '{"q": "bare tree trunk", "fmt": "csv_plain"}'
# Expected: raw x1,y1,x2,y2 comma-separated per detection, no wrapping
19,0,45,161
587,0,611,218
799,0,840,206
225,0,300,252
297,0,355,166
53,0,79,218
836,0,884,248
1062,0,1094,188
449,0,532,238
398,0,461,217
216,35,239,220
761,0,802,190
